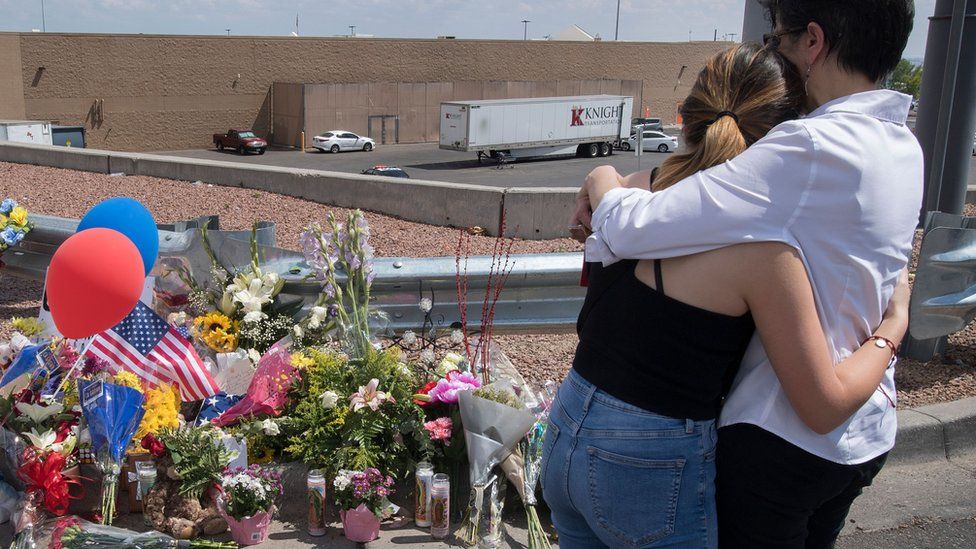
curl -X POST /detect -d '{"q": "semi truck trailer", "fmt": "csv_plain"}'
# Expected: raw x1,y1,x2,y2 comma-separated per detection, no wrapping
439,95,633,162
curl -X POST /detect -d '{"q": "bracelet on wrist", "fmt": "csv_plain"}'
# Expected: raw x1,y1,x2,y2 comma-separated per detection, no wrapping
863,335,897,357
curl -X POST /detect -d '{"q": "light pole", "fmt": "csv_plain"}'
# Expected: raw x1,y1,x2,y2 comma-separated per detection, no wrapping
40,0,45,32
349,25,356,37
521,20,530,40
225,28,231,36
615,0,620,40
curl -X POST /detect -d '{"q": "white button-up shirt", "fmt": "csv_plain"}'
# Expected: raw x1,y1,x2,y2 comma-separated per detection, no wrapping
586,90,923,464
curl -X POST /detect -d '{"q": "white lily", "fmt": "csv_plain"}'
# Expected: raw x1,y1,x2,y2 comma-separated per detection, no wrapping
23,428,57,452
15,401,64,425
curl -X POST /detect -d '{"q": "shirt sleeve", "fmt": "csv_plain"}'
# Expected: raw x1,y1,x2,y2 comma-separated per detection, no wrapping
586,121,817,265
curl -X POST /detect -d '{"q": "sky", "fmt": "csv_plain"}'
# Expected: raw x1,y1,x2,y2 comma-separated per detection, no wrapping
0,0,935,59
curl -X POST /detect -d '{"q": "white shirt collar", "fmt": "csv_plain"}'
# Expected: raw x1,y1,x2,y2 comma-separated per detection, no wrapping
807,89,913,125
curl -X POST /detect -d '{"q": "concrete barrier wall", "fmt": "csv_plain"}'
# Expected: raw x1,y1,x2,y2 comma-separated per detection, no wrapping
0,141,576,239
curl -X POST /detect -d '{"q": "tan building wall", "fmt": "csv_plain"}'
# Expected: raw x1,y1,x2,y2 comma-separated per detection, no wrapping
0,34,27,120
3,32,731,152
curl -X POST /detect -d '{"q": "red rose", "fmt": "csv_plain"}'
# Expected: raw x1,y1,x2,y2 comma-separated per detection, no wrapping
53,421,73,443
141,434,165,457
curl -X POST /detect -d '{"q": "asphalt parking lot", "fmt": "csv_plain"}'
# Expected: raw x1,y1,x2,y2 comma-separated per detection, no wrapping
159,139,976,191
157,142,673,189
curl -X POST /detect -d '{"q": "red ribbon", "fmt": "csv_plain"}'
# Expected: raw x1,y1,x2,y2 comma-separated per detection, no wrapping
19,451,80,516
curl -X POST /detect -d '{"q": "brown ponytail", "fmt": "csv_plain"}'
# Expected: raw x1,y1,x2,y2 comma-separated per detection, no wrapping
652,43,803,191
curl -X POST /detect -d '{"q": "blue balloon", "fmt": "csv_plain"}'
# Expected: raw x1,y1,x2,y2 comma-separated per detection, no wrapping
77,197,158,275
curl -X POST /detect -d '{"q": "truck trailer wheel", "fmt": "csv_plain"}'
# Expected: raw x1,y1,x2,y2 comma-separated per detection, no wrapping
585,143,600,158
599,143,611,157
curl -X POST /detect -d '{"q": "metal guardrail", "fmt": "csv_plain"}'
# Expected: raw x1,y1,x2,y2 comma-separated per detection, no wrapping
905,211,976,360
2,214,585,335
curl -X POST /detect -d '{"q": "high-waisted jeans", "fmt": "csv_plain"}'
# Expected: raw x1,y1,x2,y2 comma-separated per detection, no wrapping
541,369,719,548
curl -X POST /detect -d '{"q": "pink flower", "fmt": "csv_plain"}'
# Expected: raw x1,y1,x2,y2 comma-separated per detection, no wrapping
427,370,481,404
424,417,454,444
349,379,395,412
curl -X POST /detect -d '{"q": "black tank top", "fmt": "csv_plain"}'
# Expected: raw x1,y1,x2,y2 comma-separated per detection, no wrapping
573,259,755,420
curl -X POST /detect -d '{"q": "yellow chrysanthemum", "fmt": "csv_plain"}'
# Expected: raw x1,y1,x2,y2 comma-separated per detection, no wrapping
135,384,181,440
290,352,314,370
9,206,27,227
0,213,7,226
192,312,239,353
62,378,79,409
113,371,144,392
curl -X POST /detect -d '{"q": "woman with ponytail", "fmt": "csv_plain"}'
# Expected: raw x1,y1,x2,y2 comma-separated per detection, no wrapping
559,2,920,547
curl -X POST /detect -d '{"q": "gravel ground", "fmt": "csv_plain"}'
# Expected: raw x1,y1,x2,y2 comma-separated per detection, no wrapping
1,161,974,407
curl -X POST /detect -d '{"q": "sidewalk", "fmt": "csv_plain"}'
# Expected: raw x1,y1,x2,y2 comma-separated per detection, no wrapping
3,397,975,548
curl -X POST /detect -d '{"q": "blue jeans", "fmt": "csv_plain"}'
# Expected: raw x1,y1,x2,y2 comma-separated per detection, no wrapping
541,369,718,548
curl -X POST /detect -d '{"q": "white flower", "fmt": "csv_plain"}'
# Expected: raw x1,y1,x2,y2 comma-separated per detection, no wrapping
401,330,417,345
259,419,280,436
420,348,436,365
247,348,262,364
242,310,268,324
419,298,432,313
450,330,465,344
23,428,57,452
293,325,304,339
167,311,189,326
333,469,355,491
397,363,412,377
319,390,339,410
16,401,64,425
308,306,328,329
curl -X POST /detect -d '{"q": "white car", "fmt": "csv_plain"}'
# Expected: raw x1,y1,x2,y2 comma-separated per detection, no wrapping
311,130,375,153
620,130,678,153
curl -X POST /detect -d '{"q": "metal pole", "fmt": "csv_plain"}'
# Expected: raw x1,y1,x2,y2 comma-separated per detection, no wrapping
741,0,769,43
349,25,356,37
40,0,45,32
615,0,621,40
917,0,976,218
522,20,530,40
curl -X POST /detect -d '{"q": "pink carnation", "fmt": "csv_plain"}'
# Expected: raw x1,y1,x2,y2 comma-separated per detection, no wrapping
424,417,454,444
426,370,481,404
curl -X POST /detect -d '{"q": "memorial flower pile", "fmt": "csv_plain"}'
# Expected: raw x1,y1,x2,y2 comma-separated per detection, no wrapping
0,198,31,257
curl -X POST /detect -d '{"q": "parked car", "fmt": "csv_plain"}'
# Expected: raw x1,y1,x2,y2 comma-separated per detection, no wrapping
362,165,410,178
311,131,375,153
632,117,663,132
213,129,267,155
620,130,678,153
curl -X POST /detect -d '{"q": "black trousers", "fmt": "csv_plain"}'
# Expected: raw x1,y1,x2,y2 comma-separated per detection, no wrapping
716,423,887,549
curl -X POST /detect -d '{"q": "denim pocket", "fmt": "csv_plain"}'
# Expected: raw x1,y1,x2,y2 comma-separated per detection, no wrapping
586,446,685,547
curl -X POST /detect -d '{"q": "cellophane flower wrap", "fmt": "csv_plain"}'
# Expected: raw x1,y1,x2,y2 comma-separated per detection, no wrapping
48,515,238,548
77,380,145,525
298,209,378,358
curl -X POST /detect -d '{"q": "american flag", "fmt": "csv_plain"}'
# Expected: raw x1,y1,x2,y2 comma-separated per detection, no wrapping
85,302,219,401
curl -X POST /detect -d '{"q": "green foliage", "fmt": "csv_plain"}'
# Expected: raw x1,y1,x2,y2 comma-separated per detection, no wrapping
473,386,523,409
886,59,923,99
284,346,427,479
158,425,235,500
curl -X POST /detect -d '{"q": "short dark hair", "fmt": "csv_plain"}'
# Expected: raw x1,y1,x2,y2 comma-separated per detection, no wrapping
762,0,914,82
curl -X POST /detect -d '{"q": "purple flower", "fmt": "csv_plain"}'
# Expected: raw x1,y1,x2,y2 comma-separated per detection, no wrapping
427,370,482,404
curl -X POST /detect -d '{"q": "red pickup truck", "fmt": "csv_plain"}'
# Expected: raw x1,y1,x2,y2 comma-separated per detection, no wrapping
213,129,267,155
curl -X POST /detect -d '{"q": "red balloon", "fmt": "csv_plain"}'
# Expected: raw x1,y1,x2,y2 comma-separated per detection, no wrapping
47,228,145,339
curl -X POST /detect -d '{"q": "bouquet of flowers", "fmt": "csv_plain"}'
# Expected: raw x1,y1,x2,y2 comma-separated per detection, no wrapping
49,515,238,548
77,380,146,525
218,465,282,521
0,198,32,258
333,468,395,517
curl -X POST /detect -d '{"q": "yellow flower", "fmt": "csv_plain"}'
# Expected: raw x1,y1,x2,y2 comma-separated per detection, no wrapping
0,213,6,226
10,317,45,338
193,312,239,353
290,352,314,370
113,371,144,392
135,384,181,440
249,447,275,464
9,206,27,228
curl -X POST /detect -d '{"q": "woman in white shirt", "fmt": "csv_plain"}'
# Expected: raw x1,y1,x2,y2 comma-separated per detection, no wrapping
569,1,920,547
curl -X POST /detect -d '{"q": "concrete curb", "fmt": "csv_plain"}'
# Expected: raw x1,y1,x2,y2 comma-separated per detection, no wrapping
0,141,578,240
889,395,976,465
